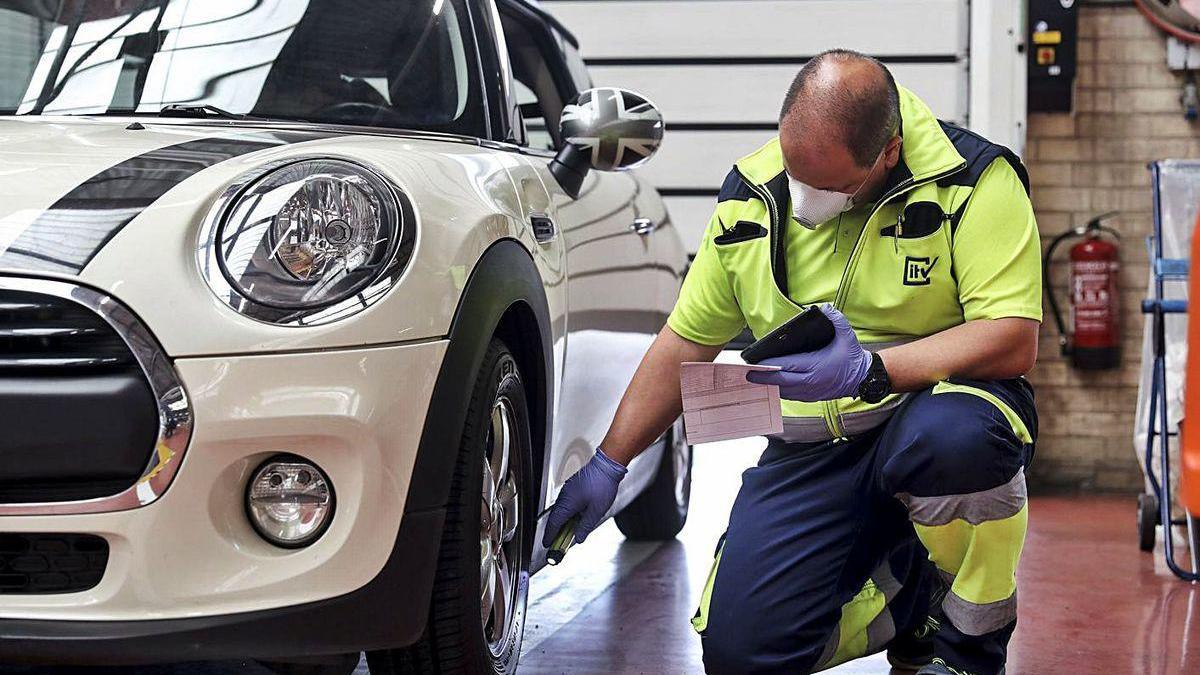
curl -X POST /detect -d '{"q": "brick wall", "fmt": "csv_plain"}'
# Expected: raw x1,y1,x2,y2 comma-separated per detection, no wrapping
1024,5,1195,492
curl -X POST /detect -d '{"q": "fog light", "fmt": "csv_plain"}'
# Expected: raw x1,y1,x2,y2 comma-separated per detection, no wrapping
246,455,335,548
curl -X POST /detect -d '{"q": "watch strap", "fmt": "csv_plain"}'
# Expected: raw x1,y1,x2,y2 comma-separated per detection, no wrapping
857,352,892,404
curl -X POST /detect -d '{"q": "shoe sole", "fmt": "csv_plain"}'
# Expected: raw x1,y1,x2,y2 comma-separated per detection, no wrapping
887,655,933,671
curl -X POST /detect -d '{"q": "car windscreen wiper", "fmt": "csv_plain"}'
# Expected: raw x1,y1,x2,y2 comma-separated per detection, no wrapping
158,104,249,119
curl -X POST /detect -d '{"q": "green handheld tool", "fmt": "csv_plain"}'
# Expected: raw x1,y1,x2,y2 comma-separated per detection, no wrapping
546,515,580,565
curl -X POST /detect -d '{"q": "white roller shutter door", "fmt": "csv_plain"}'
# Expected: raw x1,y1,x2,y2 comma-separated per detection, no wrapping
542,0,973,252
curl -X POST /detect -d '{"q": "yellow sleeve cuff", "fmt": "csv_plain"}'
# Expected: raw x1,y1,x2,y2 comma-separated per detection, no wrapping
963,304,1044,323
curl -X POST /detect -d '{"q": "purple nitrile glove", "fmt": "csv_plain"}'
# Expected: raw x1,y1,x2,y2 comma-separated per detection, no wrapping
745,304,873,402
542,448,628,547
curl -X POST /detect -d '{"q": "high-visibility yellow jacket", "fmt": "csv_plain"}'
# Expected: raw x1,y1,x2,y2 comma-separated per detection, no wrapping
667,86,1042,441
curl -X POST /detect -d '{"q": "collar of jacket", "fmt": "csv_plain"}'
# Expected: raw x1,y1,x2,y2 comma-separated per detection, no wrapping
732,86,966,193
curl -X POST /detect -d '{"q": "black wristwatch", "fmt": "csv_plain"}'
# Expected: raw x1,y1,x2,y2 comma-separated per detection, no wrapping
856,352,893,404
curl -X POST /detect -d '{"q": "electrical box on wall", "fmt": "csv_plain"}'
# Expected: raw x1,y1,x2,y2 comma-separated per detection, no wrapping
1028,0,1078,112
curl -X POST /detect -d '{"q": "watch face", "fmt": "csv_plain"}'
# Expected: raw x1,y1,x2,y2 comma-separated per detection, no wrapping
859,360,890,402
863,378,888,402
859,353,891,403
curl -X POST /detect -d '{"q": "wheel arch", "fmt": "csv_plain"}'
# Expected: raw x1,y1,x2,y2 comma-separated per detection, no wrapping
405,237,553,515
493,300,550,521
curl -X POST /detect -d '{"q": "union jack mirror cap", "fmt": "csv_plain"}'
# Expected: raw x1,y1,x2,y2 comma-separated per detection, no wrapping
559,87,665,172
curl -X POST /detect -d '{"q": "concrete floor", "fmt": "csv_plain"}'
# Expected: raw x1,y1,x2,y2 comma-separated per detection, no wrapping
519,438,1200,675
3,436,1198,674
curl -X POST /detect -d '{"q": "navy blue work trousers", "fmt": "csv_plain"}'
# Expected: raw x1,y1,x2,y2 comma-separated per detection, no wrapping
695,377,1037,675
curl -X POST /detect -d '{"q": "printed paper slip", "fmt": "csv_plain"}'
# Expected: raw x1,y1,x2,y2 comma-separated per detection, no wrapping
679,362,784,445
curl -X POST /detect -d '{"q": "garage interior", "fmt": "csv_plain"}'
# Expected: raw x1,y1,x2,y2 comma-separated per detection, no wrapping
1,0,1199,673
523,1,1200,671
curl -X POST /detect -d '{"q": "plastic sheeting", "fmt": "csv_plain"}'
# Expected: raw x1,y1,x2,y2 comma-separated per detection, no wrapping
1134,160,1196,512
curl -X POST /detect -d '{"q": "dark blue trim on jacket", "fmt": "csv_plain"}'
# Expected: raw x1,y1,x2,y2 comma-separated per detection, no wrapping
717,168,758,203
937,121,1030,195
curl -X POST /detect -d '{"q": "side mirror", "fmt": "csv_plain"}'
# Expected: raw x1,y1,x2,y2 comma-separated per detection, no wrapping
549,87,664,198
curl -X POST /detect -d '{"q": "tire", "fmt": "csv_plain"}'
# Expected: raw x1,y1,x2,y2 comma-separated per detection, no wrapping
614,417,692,541
368,339,532,675
1138,492,1158,552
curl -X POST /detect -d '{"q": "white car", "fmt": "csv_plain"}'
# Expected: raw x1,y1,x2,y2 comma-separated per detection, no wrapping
0,1,692,673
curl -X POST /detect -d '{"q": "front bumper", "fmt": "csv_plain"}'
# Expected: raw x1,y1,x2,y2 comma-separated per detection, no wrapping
0,338,449,663
0,509,444,664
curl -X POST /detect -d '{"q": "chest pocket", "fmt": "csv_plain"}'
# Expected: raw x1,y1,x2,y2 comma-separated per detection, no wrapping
880,201,946,240
714,220,768,245
875,200,953,291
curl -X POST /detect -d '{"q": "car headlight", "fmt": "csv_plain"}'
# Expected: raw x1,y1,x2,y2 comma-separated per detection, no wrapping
199,158,415,325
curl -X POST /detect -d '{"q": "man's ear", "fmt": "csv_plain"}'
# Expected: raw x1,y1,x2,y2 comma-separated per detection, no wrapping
884,136,903,169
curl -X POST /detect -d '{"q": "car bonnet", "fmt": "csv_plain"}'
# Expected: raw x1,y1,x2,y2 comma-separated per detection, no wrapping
0,117,334,276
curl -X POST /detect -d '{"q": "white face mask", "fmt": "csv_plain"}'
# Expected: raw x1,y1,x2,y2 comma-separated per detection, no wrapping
786,147,888,229
787,177,855,229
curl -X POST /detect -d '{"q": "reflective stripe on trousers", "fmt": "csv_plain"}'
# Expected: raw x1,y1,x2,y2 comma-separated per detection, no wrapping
694,377,1035,675
812,556,905,670
897,381,1033,639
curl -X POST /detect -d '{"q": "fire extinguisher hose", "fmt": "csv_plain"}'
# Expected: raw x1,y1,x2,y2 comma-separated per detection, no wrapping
1043,229,1078,357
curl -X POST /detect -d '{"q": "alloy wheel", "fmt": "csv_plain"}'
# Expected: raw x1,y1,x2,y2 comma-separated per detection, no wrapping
480,395,521,656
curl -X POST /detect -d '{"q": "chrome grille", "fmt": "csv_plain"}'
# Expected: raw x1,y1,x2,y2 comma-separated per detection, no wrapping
0,290,136,372
0,277,191,513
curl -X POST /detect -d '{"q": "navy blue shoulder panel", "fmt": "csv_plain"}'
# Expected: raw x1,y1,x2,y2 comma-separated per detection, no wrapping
717,168,758,203
937,121,1030,196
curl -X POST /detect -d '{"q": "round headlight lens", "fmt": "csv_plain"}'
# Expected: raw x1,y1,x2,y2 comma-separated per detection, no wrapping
246,456,335,548
270,175,384,281
214,159,402,310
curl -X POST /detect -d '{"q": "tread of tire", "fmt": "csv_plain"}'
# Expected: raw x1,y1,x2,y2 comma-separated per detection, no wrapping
370,340,512,675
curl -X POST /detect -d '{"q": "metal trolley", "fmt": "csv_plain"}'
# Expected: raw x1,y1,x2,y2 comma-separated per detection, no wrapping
1137,160,1199,581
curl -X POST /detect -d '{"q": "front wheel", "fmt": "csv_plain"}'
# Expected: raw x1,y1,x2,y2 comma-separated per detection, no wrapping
368,339,531,674
614,417,692,541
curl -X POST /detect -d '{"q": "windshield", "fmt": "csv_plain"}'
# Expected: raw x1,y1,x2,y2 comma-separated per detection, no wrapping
0,0,487,136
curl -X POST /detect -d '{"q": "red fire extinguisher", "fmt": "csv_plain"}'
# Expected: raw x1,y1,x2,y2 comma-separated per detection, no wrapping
1044,211,1122,370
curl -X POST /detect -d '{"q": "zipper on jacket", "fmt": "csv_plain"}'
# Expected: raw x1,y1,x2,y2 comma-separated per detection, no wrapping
734,166,795,309
823,161,967,437
734,167,847,437
831,163,963,309
736,161,965,439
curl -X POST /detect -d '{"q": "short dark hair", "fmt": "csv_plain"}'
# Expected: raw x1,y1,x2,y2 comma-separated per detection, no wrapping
779,49,901,167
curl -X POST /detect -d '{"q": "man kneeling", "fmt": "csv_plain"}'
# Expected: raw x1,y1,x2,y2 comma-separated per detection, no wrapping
544,49,1041,675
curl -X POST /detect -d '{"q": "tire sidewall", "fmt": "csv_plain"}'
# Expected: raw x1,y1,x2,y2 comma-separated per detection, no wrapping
613,417,693,541
460,346,532,674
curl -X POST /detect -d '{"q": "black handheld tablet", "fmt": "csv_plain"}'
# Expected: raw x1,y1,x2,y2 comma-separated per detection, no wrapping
740,306,836,364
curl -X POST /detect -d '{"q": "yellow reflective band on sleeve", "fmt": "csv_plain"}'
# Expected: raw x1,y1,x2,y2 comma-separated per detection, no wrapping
691,545,724,634
914,502,1028,606
932,381,1032,444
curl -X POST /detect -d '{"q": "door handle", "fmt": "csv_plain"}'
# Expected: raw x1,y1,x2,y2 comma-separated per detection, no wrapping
629,218,656,236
